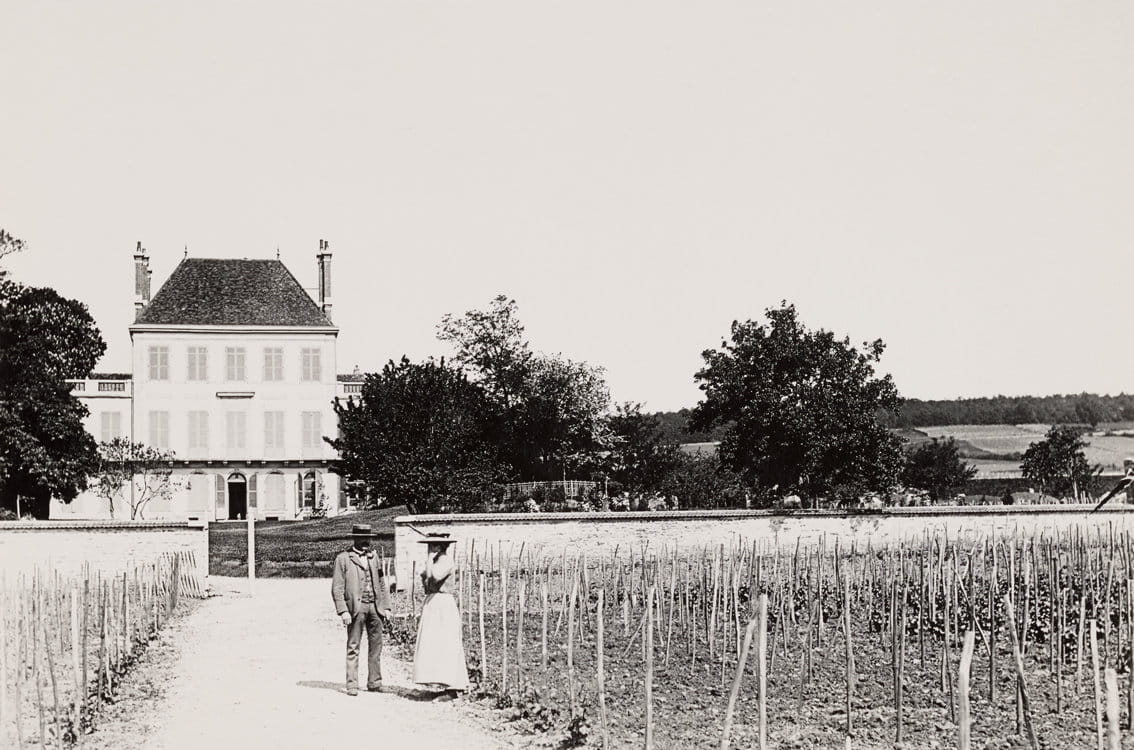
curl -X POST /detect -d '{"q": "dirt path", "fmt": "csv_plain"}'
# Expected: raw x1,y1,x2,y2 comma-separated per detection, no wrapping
88,577,523,750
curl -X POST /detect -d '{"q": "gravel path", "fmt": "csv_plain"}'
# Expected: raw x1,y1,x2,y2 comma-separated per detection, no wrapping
89,577,523,750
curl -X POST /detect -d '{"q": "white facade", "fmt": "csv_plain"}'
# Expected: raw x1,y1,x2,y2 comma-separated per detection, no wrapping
55,247,364,521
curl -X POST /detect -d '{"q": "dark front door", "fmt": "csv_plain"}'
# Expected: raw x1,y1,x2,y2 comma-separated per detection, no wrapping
228,481,247,520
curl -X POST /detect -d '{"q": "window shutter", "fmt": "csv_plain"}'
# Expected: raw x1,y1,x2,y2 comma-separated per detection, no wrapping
248,474,258,516
214,475,225,520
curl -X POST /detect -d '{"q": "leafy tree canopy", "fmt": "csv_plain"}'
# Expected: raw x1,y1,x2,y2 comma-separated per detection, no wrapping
901,437,977,502
0,242,106,518
605,402,681,492
437,296,610,481
328,357,501,514
1020,424,1102,500
689,302,903,505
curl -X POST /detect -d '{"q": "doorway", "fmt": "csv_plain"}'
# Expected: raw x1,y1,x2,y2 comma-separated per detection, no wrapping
227,475,247,520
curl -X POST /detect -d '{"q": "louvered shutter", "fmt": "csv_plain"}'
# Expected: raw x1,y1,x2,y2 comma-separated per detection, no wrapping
248,474,258,519
214,474,225,520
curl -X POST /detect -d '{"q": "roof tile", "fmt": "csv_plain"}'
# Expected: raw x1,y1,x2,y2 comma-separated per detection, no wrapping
135,258,332,327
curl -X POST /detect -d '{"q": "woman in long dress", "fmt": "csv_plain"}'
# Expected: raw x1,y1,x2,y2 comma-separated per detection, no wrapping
413,535,469,700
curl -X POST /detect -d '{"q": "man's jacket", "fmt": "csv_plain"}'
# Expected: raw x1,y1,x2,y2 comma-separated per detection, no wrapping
331,549,392,616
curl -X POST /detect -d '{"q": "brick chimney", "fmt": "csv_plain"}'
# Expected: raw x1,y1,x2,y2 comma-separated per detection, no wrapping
316,239,333,321
134,241,151,315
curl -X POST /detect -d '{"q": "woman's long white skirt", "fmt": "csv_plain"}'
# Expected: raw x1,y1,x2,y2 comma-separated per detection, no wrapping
413,593,469,690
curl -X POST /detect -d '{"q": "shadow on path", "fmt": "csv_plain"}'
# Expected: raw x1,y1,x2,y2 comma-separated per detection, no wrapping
296,680,437,702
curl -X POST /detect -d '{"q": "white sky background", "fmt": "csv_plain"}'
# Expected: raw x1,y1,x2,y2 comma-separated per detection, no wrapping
2,1,1132,412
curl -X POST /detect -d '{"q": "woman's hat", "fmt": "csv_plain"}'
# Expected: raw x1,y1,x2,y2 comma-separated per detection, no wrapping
349,523,380,538
416,532,458,545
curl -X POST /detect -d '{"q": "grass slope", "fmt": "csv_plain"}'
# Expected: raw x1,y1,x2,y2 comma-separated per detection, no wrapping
210,506,403,578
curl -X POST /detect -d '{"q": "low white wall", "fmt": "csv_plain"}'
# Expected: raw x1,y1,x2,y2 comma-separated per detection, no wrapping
393,504,1134,590
0,520,209,590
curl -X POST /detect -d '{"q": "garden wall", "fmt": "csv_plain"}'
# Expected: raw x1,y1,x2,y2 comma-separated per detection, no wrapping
0,520,209,589
392,504,1134,590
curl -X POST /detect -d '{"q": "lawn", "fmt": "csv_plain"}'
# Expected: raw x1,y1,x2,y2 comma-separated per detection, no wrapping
209,506,404,577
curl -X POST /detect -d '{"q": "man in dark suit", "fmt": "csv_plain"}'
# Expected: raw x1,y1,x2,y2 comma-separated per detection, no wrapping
331,524,393,695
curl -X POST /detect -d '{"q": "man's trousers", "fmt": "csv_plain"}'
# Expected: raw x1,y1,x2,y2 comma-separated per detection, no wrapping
345,602,383,690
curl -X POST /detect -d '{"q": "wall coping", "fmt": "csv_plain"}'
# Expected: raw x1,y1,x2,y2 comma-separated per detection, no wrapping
395,503,1131,526
0,520,206,531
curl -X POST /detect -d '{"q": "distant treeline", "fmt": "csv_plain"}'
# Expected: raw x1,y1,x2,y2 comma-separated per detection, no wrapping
654,393,1134,440
882,393,1134,428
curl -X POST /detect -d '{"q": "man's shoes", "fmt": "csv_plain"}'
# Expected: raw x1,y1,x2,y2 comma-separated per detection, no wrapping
366,685,383,693
346,687,359,696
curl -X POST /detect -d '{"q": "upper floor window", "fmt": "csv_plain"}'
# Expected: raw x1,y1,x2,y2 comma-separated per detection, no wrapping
188,411,209,453
301,348,322,382
264,411,285,456
148,347,169,381
226,411,246,452
149,411,170,450
100,411,122,443
187,346,208,381
226,347,246,381
263,348,284,382
302,411,323,452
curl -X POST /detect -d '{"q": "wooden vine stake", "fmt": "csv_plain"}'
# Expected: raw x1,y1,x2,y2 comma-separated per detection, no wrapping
958,630,975,750
645,584,656,750
597,588,610,750
1105,667,1120,750
477,572,487,690
1092,619,1104,750
1001,593,1038,750
843,573,855,737
756,592,768,750
516,576,525,691
541,576,549,671
720,616,758,750
567,566,579,718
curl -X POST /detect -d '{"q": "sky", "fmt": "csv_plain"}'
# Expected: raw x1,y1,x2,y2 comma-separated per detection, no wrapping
2,1,1132,412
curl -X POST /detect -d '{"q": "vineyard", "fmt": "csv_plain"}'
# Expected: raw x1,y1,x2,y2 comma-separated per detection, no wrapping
0,551,205,748
395,525,1134,749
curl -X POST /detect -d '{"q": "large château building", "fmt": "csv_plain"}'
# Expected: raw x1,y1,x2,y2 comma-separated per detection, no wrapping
57,241,363,521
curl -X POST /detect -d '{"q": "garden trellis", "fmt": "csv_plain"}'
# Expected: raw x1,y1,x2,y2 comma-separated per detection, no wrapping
394,524,1134,748
0,550,205,748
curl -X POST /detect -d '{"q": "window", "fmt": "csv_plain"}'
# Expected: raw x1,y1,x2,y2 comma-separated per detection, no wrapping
302,470,318,508
226,411,246,453
187,346,208,381
302,411,323,453
100,412,122,443
187,474,211,513
225,347,246,381
264,411,285,456
148,347,169,381
263,347,283,381
301,348,322,382
263,472,286,512
148,411,170,450
188,411,209,454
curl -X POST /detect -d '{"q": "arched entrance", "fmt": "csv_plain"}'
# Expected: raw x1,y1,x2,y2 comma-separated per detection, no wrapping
227,473,247,520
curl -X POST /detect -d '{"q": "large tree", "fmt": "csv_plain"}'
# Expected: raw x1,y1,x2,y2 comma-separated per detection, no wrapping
901,437,977,502
604,402,681,492
689,302,904,505
0,251,106,518
327,357,501,513
1021,424,1101,500
437,296,611,481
